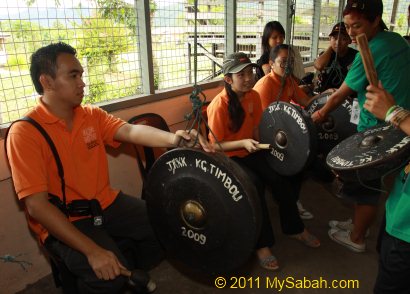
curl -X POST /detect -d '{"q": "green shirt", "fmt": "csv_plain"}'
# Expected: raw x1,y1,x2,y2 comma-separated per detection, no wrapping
344,31,410,132
386,169,410,243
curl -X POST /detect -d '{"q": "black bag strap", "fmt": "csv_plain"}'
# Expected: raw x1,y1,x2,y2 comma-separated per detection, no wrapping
4,116,67,212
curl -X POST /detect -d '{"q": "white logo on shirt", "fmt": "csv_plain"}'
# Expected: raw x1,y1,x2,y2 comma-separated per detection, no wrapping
83,127,97,143
83,127,99,149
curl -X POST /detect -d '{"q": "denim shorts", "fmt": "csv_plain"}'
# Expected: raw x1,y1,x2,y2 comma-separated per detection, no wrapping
338,178,381,205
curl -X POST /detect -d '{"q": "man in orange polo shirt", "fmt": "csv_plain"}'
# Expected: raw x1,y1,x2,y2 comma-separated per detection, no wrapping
6,42,212,293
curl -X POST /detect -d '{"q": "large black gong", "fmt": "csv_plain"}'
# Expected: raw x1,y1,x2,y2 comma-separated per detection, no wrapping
259,101,317,176
144,148,261,274
306,93,357,155
327,123,410,182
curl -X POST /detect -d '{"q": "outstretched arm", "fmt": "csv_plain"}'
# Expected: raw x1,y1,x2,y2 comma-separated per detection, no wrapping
114,123,214,152
213,138,260,153
311,82,354,123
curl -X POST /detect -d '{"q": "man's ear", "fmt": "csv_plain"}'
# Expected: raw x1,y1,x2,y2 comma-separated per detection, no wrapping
223,75,233,84
39,74,53,91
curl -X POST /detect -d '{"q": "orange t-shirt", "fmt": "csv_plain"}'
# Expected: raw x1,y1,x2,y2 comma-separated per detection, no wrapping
253,72,309,109
207,88,262,158
6,99,126,243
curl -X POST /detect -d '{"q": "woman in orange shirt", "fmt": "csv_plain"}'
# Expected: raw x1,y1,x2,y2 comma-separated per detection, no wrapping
254,44,312,109
207,52,320,271
255,44,320,220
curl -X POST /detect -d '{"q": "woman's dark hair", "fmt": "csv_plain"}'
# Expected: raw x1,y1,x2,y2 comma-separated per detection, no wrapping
30,42,77,94
224,74,245,133
261,21,286,54
269,44,289,62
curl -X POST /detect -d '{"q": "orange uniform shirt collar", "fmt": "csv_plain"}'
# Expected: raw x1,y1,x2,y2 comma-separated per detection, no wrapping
32,97,86,125
269,71,287,83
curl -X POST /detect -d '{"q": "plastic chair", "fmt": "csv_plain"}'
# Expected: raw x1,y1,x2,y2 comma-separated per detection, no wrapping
128,113,171,199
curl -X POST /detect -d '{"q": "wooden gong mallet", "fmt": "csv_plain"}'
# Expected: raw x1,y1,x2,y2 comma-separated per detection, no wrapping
356,33,378,86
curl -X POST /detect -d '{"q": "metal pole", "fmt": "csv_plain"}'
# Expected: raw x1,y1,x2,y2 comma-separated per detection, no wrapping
187,43,192,84
136,0,155,94
311,0,322,60
225,0,237,54
212,43,216,77
389,0,400,32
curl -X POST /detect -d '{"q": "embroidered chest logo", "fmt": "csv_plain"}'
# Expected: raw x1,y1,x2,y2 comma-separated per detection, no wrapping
83,127,100,149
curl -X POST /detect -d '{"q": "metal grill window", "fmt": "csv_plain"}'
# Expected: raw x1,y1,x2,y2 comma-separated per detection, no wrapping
291,1,314,62
237,0,279,61
318,0,342,57
0,0,407,125
0,0,141,124
152,0,226,88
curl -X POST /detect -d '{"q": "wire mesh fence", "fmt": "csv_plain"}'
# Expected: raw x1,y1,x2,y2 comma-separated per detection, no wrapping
0,0,407,125
0,0,142,124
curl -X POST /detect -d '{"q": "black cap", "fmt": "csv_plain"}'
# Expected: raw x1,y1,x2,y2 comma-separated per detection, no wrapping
343,0,388,31
222,52,257,75
329,22,349,37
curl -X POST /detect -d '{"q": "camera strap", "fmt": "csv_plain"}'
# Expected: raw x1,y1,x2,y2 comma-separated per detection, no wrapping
5,116,68,216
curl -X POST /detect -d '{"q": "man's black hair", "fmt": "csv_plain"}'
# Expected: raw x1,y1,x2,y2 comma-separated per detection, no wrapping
30,42,77,94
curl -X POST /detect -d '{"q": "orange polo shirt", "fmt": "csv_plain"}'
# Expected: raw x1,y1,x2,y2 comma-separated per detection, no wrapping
253,72,309,109
6,98,126,243
207,88,262,158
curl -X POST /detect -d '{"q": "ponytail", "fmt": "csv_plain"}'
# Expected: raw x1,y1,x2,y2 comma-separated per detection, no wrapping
224,75,245,133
